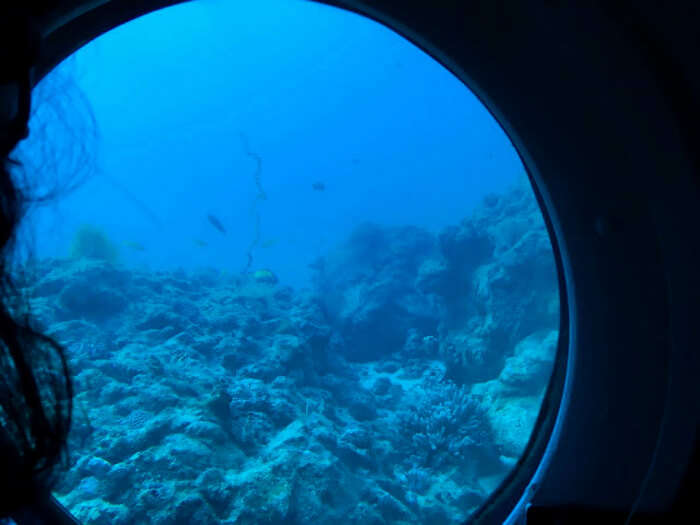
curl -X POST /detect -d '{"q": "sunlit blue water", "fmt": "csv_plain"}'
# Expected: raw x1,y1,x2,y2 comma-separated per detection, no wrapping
20,0,523,289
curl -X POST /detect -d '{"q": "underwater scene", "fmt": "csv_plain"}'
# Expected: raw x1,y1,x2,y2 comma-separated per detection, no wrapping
12,1,560,524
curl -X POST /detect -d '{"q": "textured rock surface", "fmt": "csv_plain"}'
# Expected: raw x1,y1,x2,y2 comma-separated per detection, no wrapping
23,180,559,524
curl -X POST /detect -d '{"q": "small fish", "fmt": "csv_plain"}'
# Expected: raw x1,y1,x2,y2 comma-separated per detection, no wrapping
122,240,146,252
252,268,278,284
193,239,208,247
207,214,227,235
312,181,325,192
308,257,325,271
261,238,278,248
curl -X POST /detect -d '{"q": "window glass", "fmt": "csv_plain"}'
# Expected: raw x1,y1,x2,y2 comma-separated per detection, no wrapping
15,1,560,523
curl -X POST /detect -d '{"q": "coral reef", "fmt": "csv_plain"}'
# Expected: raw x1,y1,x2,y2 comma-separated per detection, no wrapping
69,224,120,264
23,181,559,524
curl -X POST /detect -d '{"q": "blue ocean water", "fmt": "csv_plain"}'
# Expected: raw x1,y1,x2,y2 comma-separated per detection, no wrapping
11,1,560,523
20,0,524,290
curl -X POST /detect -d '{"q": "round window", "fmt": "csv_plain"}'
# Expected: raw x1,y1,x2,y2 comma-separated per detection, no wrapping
15,1,560,523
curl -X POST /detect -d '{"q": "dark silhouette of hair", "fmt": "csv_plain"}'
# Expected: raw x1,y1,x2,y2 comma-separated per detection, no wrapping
0,162,74,517
0,5,74,517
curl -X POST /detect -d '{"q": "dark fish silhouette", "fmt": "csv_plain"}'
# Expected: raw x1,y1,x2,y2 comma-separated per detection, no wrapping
308,257,325,271
312,181,325,191
207,214,227,234
122,240,146,252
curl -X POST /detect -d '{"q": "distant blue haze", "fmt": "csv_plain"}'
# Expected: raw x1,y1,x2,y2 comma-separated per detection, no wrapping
20,0,523,289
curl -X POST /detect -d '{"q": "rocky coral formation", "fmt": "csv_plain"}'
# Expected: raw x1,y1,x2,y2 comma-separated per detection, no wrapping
22,180,559,524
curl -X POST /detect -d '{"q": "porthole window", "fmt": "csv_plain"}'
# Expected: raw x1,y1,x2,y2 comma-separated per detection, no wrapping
15,1,560,523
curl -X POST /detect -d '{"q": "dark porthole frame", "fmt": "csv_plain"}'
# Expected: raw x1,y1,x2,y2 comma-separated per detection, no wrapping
23,1,700,525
